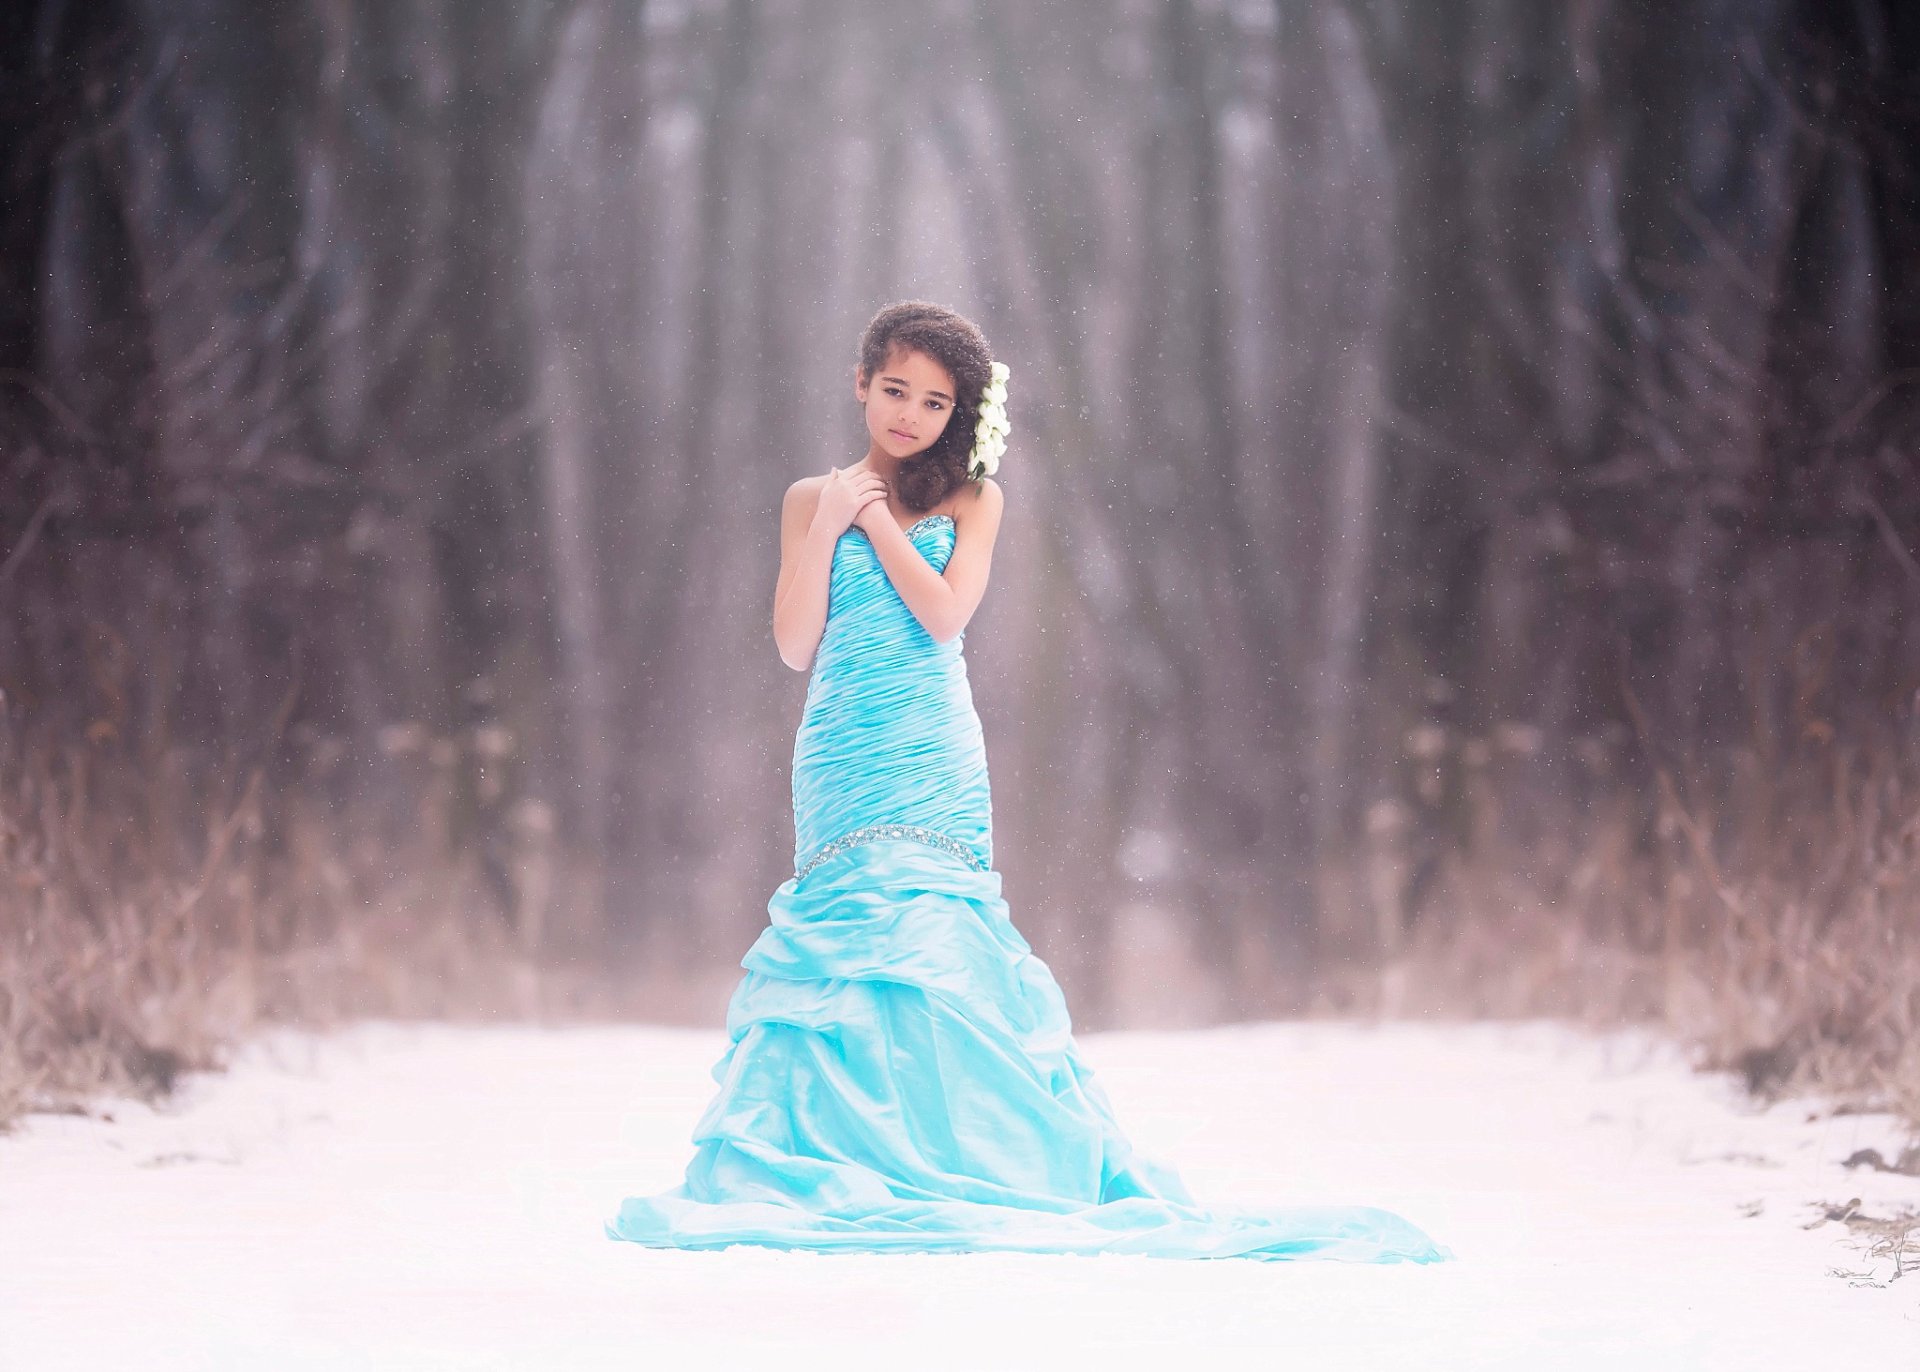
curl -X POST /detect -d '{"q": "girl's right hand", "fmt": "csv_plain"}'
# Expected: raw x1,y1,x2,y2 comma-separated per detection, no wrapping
814,465,889,535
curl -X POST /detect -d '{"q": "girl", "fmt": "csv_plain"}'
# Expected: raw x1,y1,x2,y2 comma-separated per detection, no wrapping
605,300,1452,1263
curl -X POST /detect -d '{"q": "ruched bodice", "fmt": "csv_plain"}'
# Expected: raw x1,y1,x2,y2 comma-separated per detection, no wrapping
791,513,991,879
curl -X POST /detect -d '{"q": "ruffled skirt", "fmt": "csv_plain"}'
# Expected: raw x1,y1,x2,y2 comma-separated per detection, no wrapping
604,841,1453,1263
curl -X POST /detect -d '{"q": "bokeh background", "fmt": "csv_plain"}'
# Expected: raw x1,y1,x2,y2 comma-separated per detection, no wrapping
4,3,1918,1125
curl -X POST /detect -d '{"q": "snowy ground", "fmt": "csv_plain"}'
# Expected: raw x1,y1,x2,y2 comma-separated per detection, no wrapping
2,1017,1915,1370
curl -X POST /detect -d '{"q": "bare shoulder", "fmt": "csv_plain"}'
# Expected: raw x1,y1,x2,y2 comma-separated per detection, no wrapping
782,474,826,529
953,476,1004,530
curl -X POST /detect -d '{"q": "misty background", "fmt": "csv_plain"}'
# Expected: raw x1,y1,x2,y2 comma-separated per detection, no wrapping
4,2,1918,1115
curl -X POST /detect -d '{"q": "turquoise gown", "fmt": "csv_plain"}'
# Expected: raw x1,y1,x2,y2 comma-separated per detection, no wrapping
604,513,1453,1263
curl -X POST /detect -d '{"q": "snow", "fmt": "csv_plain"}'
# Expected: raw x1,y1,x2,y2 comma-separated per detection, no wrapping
2,1018,1914,1369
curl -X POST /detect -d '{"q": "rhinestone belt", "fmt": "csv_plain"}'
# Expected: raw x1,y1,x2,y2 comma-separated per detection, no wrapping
793,822,989,883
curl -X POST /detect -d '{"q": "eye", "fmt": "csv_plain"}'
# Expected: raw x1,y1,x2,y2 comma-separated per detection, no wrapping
884,386,904,398
925,399,944,411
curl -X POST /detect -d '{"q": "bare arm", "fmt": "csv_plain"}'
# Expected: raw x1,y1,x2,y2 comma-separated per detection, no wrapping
772,479,834,672
773,469,887,671
860,477,1005,643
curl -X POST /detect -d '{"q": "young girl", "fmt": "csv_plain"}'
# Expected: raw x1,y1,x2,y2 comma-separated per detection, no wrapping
605,300,1452,1263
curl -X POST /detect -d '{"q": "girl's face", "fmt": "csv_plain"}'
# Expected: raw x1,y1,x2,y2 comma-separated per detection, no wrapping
855,343,957,461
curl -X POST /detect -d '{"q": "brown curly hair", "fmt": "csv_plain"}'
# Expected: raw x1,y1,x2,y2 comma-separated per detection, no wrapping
856,300,996,513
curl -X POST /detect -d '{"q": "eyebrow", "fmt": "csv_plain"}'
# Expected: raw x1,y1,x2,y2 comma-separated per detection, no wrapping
881,374,954,403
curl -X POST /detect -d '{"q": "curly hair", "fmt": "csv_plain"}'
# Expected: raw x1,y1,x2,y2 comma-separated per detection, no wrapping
856,300,996,513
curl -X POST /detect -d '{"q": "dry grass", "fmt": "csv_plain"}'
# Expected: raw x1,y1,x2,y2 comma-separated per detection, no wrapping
1337,731,1920,1135
0,728,715,1135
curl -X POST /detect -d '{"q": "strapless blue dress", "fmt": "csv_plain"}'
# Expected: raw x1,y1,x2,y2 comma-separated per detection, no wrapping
605,513,1454,1262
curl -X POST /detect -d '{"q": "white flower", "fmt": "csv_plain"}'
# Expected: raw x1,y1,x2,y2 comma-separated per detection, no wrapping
968,360,1012,481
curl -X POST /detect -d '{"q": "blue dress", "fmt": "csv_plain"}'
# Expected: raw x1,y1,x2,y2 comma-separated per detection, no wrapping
604,513,1454,1262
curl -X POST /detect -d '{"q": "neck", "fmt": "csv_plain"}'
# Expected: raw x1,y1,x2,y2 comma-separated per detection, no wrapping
855,445,908,479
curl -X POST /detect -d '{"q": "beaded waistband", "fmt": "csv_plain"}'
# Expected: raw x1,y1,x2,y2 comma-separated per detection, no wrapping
793,823,990,883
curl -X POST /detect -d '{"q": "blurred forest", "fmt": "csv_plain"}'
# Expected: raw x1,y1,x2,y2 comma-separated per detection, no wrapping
3,3,1919,1119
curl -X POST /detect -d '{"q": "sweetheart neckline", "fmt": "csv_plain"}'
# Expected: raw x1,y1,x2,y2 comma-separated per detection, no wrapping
842,513,956,542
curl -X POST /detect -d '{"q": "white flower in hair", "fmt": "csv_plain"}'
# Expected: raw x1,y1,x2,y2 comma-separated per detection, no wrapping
968,360,1012,481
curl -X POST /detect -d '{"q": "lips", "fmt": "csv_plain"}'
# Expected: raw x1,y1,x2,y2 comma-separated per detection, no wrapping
889,429,914,441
